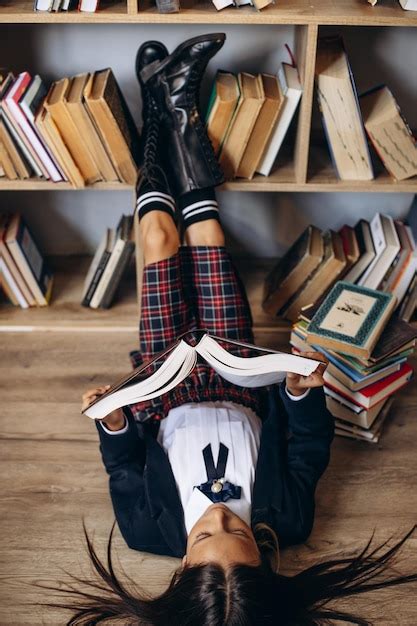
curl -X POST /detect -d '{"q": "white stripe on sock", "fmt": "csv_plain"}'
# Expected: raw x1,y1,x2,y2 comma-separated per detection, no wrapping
137,196,176,213
137,191,175,203
183,206,219,220
182,200,218,216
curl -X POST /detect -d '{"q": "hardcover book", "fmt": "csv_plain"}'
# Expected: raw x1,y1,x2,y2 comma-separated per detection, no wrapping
315,37,374,181
263,225,323,316
306,281,397,359
206,71,240,156
283,230,346,322
344,219,376,284
82,331,322,420
360,86,417,181
219,73,265,179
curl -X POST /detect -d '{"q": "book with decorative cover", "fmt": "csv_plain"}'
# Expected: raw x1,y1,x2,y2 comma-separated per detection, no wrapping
306,281,397,359
82,331,322,420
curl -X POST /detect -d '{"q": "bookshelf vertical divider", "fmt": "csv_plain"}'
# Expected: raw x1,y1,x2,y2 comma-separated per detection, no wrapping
294,24,318,184
127,0,138,14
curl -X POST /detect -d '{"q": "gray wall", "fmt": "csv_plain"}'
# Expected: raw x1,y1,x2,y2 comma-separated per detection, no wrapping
0,23,415,257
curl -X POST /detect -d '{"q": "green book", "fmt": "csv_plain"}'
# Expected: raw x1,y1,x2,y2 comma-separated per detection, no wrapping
305,281,396,359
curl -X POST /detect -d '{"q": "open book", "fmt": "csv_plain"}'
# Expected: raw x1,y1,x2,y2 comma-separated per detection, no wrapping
83,332,321,420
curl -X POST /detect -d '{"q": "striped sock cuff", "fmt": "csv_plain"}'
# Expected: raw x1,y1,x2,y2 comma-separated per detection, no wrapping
179,189,220,228
136,191,176,222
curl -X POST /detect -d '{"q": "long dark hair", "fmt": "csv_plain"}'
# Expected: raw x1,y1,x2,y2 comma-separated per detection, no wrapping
46,524,417,625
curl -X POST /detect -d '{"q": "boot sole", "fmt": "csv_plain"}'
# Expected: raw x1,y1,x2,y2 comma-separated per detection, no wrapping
140,32,226,84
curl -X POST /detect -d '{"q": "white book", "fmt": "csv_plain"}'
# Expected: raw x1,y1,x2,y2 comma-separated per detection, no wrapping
256,64,302,177
235,0,252,5
399,0,417,9
359,214,400,290
83,333,321,420
5,74,62,182
35,0,54,10
211,0,234,9
89,237,127,309
0,258,29,309
79,0,99,11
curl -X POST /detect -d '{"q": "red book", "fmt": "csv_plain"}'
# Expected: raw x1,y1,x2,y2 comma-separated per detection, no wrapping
324,362,413,410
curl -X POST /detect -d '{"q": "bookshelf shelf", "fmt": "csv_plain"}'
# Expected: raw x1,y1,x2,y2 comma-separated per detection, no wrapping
0,256,293,334
1,174,416,194
1,0,417,26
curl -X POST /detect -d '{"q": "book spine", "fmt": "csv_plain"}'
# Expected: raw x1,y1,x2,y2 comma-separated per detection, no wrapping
99,241,134,309
90,239,126,309
6,86,62,182
1,105,42,177
0,257,29,308
82,250,111,307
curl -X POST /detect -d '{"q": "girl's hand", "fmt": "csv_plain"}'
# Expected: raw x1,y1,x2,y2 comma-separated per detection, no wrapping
286,350,328,397
81,386,125,431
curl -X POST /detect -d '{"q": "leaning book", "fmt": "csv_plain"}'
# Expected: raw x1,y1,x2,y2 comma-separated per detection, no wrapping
83,332,321,420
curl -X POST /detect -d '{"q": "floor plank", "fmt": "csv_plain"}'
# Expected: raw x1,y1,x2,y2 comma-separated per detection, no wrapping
0,332,416,624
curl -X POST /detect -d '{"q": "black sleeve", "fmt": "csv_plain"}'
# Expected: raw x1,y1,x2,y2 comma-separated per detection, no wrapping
96,408,147,543
275,383,334,546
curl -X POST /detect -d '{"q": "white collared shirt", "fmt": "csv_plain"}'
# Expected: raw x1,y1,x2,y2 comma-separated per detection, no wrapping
101,388,309,535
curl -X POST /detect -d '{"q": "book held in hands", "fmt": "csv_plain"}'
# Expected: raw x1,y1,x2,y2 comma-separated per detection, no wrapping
83,332,322,420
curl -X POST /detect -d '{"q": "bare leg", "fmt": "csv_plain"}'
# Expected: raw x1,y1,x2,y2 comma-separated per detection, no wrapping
184,219,225,247
140,211,180,265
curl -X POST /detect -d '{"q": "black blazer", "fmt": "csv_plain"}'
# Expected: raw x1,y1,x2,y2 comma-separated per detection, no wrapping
97,383,334,558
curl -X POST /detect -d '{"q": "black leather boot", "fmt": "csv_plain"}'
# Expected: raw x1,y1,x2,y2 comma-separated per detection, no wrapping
135,40,170,193
140,33,226,197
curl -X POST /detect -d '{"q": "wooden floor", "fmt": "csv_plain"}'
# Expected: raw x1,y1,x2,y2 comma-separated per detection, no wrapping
1,328,417,623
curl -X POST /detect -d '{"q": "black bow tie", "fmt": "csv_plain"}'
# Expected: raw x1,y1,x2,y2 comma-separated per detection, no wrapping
195,443,241,503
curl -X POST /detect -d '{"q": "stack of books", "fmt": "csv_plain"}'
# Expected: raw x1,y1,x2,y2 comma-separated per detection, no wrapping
290,281,416,443
81,215,135,310
263,213,417,324
206,65,302,180
0,213,53,308
34,0,100,12
315,36,417,182
0,69,139,188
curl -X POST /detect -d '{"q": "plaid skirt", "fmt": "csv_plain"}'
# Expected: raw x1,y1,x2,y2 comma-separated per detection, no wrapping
129,246,262,422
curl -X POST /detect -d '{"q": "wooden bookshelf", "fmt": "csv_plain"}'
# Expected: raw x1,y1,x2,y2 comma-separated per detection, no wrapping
1,0,417,25
0,256,293,334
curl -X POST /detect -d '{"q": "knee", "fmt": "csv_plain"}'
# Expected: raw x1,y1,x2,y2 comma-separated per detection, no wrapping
141,220,180,264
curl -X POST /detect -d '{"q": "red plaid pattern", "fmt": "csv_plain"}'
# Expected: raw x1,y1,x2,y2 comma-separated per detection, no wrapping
129,246,262,421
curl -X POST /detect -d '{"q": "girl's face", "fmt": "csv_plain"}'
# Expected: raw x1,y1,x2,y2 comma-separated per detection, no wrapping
184,504,261,568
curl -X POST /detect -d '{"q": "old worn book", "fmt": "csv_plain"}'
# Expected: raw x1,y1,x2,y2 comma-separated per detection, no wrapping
381,221,412,293
324,362,412,410
84,69,140,185
4,213,53,306
66,74,118,182
263,225,323,316
338,224,360,276
82,331,321,420
390,225,417,306
398,273,416,322
0,121,31,179
206,71,240,156
237,74,284,180
359,214,400,290
35,106,84,188
219,73,265,179
315,37,373,181
334,398,393,443
256,63,302,176
283,231,346,322
81,228,115,307
90,215,134,309
306,281,397,359
0,214,35,306
44,78,101,184
360,86,417,181
0,140,18,179
344,220,376,284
